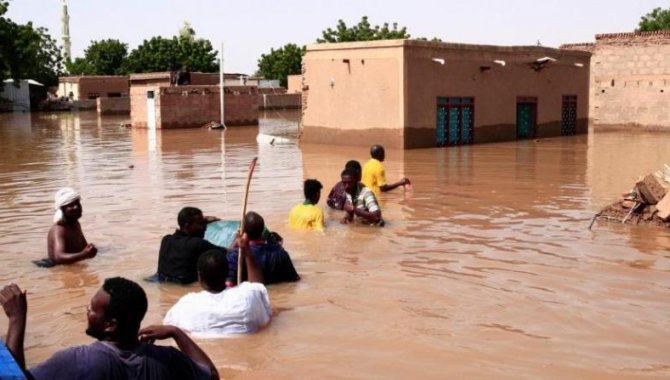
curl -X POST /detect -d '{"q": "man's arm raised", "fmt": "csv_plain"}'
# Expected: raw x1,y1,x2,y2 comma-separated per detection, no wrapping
380,177,410,192
0,284,28,371
139,325,219,380
238,232,264,284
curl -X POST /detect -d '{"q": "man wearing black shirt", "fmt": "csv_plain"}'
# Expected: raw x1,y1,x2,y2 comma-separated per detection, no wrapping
157,207,225,284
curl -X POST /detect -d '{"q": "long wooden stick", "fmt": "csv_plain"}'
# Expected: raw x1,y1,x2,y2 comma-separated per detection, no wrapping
238,157,258,285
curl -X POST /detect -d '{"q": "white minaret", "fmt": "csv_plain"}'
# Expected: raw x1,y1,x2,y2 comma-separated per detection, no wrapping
61,0,71,61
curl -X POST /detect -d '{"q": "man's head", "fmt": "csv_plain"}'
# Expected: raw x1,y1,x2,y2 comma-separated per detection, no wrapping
178,207,207,238
244,211,265,240
53,187,82,224
86,277,148,340
304,179,323,205
341,168,359,196
370,145,385,162
344,160,362,182
197,249,228,292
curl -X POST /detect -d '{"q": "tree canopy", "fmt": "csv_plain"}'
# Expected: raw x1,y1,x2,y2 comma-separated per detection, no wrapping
66,39,128,75
124,35,218,73
0,0,62,86
317,16,411,43
638,7,670,32
256,43,304,87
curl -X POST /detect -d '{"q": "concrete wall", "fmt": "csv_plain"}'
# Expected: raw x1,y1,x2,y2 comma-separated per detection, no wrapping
302,39,590,149
259,93,301,109
287,74,302,93
566,31,670,128
97,96,130,114
405,42,590,148
302,40,405,147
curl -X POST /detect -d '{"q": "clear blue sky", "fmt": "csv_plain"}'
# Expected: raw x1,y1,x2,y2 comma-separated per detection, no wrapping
6,0,668,74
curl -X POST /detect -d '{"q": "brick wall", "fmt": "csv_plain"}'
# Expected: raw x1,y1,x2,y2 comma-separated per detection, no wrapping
157,85,258,128
77,76,129,99
562,31,670,128
97,96,130,114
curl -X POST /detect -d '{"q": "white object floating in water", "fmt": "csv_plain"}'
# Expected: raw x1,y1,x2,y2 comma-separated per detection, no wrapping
256,133,293,145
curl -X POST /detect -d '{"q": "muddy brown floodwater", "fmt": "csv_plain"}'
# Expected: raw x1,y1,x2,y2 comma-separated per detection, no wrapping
0,110,669,379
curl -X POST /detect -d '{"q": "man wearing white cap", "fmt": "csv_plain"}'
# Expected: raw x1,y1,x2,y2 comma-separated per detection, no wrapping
46,187,97,265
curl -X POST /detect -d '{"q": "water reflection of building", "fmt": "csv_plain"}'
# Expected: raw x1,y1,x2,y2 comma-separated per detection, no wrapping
302,40,590,149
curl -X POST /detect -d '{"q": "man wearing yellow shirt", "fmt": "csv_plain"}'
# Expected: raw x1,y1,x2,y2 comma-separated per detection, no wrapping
288,179,325,231
362,145,410,197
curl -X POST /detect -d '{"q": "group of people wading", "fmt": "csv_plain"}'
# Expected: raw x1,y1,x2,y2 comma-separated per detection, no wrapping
0,144,410,379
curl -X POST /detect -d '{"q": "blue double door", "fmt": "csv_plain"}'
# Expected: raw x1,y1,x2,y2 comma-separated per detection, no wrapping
436,97,473,147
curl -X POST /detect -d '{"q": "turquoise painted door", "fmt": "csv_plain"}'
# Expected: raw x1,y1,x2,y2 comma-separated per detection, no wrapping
461,106,473,144
436,98,474,146
447,106,460,145
436,105,447,146
516,103,535,139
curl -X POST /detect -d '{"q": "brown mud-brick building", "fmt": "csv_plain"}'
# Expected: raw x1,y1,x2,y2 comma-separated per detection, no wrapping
561,31,670,129
58,75,129,100
129,72,259,128
301,39,591,149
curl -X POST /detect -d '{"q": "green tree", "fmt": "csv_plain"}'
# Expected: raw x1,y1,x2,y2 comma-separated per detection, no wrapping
638,7,670,31
125,35,217,73
256,43,304,87
317,16,410,43
0,0,62,86
65,57,94,75
81,39,128,75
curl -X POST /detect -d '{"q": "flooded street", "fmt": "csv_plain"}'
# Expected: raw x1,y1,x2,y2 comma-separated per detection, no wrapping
0,110,669,379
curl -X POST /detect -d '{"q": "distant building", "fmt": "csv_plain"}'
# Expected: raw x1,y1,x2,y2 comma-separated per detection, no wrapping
1,79,44,112
302,39,591,149
129,72,259,128
58,76,129,100
561,31,670,128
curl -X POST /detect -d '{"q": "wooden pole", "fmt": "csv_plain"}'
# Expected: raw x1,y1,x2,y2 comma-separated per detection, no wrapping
237,157,258,285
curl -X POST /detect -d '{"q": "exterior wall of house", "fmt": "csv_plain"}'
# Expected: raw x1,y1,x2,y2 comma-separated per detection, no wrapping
58,76,129,100
302,40,406,148
404,42,591,148
302,39,590,149
563,31,670,128
287,74,302,93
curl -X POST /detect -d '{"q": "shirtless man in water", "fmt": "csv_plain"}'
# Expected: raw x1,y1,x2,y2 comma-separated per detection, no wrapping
47,187,97,265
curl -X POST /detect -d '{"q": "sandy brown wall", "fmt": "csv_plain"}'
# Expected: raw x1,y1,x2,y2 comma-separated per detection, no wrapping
287,75,302,93
130,83,161,128
588,32,670,128
404,43,590,148
301,41,405,148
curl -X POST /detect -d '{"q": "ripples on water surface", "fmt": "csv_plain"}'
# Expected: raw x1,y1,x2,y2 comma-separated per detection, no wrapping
0,111,669,379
